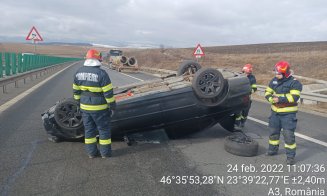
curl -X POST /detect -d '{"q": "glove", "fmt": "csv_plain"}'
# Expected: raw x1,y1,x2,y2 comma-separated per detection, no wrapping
110,110,115,118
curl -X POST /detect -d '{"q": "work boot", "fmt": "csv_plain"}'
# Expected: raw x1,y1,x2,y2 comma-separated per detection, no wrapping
266,151,278,156
286,157,295,165
102,152,112,159
234,124,242,131
88,151,100,159
240,119,246,127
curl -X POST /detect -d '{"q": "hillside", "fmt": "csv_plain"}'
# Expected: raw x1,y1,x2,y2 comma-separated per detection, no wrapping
2,41,327,85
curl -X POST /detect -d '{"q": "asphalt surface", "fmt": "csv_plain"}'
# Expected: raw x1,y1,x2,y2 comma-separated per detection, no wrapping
0,62,326,196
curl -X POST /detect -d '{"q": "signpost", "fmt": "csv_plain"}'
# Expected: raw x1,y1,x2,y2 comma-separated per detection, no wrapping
193,44,205,61
26,26,43,53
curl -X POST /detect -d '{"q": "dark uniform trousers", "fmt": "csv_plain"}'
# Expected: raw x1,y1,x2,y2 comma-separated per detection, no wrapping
82,110,112,157
268,112,297,157
235,74,257,127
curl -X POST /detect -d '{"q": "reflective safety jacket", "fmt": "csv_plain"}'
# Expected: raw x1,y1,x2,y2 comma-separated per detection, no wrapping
265,76,302,113
73,65,116,112
248,74,257,93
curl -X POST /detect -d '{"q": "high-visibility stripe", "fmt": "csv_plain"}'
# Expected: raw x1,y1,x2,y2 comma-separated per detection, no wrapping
251,84,257,88
286,94,294,103
80,103,108,111
235,116,242,120
271,105,298,113
269,139,280,145
74,95,81,100
73,83,80,90
99,139,112,145
265,87,275,93
85,137,97,144
265,92,273,96
268,97,274,103
102,83,113,92
105,97,115,103
290,89,301,96
285,143,297,149
78,85,103,92
275,94,285,97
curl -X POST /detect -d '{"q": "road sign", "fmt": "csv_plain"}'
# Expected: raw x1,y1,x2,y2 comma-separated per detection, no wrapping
193,44,205,57
26,26,43,41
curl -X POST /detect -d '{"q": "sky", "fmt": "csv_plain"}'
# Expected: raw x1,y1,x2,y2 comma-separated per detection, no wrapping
1,0,327,48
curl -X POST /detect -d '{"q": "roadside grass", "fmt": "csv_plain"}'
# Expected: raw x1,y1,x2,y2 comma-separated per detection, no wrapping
1,42,327,113
2,42,327,86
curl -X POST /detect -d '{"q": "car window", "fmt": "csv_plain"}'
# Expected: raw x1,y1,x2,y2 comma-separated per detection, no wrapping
109,50,122,56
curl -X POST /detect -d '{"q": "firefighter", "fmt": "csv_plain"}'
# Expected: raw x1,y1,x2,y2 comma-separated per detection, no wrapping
73,49,116,159
234,64,257,130
265,61,302,165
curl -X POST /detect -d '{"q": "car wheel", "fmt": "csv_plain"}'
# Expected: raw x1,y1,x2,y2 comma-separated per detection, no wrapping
54,98,84,139
224,132,258,157
177,60,202,76
192,67,225,99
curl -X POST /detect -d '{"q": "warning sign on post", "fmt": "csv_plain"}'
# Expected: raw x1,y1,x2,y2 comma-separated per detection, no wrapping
193,44,205,58
26,26,43,41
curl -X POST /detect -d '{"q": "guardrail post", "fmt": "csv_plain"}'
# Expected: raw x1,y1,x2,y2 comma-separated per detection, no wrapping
5,53,11,76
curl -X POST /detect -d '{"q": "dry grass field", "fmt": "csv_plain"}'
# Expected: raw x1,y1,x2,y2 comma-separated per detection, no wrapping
123,42,327,85
1,41,327,112
2,42,327,85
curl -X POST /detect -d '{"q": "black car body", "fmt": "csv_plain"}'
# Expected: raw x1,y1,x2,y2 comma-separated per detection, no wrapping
42,61,251,140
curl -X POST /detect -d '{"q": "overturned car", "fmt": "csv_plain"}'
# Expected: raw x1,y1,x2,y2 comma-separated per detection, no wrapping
42,61,251,141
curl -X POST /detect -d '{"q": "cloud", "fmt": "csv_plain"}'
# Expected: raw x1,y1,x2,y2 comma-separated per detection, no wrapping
0,0,327,47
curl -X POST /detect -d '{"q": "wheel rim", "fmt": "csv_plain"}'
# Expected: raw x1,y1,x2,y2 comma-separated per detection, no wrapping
197,71,222,96
229,133,253,144
56,103,82,128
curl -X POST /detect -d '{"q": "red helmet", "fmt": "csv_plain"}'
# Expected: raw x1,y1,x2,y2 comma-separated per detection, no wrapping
275,61,291,78
242,64,253,74
85,49,102,61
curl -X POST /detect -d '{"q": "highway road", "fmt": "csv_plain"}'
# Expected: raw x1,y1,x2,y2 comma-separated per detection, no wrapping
0,62,326,196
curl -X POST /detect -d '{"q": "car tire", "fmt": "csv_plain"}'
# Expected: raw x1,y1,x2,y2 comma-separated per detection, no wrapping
53,98,84,139
177,60,202,76
192,68,225,99
224,132,258,157
192,68,226,106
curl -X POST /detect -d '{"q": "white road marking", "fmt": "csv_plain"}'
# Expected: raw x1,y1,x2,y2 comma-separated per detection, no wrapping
0,62,78,114
248,116,327,148
119,72,144,81
102,66,144,81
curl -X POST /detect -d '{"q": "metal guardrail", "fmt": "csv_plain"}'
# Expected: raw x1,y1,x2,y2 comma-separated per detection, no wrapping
0,62,72,93
256,85,327,103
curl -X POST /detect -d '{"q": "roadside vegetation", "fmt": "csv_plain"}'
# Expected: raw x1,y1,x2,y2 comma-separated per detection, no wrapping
1,41,327,112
